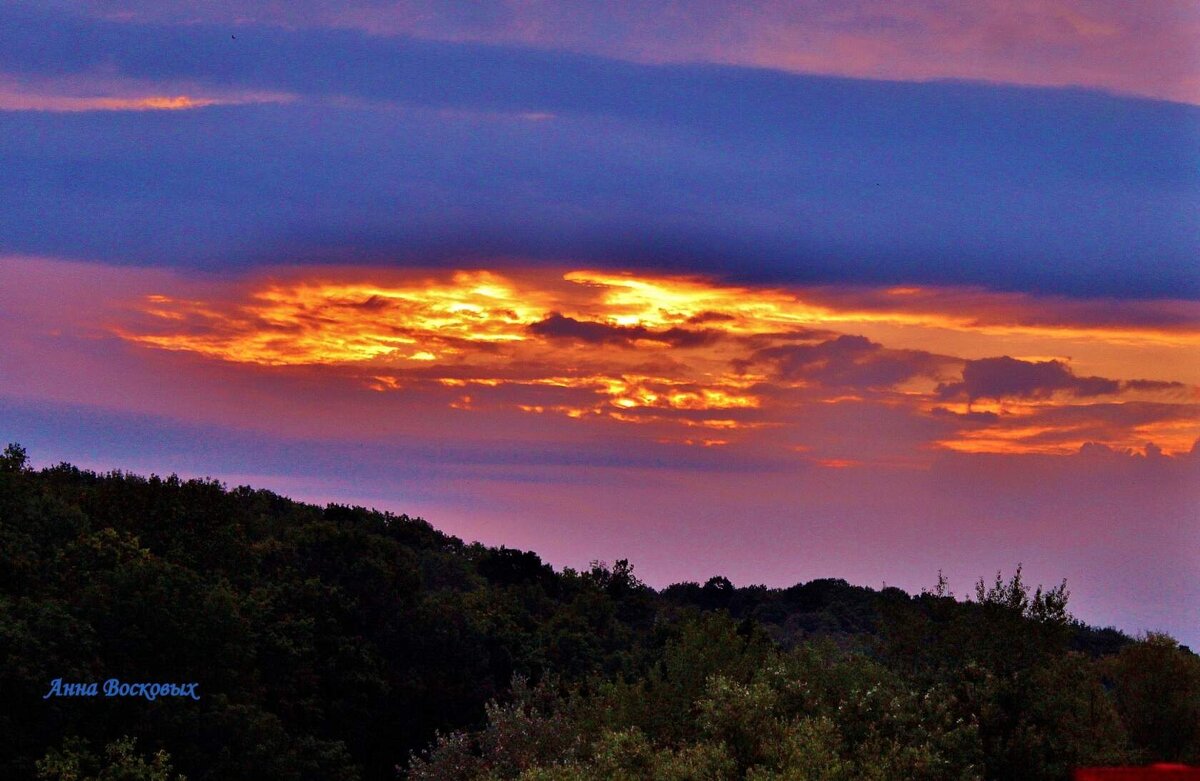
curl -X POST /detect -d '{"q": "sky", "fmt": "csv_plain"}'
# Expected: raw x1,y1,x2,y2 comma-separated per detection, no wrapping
1,1,1197,645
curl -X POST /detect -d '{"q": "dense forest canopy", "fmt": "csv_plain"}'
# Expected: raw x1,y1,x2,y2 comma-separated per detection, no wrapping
1,444,1196,780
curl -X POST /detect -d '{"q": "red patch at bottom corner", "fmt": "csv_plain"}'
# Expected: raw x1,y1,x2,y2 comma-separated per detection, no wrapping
1075,766,1200,781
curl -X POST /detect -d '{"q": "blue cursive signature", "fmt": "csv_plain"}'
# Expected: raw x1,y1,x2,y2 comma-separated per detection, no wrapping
43,678,200,701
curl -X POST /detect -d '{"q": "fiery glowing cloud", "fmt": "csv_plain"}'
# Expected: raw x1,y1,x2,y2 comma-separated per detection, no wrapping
130,271,551,364
116,267,1200,458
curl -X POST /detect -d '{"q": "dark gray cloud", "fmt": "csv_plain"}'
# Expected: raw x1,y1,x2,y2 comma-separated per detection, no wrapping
528,313,720,348
1123,378,1190,393
744,334,951,389
936,357,1193,404
1026,400,1200,431
937,356,1118,402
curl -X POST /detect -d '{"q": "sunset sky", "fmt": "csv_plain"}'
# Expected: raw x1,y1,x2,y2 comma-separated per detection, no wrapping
2,1,1197,645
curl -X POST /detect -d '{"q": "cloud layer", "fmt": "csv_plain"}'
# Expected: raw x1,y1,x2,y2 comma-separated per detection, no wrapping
49,0,1200,103
95,263,1199,458
0,5,1197,299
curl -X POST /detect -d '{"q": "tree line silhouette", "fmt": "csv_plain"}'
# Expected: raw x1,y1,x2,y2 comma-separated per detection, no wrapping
1,444,1196,780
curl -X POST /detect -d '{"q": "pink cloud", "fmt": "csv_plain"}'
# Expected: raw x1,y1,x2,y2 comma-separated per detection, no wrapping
0,73,294,112
74,0,1200,103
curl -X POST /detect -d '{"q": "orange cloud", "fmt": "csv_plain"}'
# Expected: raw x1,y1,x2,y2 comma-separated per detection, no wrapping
115,266,1200,457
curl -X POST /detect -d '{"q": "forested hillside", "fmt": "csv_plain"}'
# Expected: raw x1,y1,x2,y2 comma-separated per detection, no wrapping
1,445,1196,780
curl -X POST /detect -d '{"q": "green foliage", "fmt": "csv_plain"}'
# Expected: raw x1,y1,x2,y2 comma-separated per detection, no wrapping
2,442,29,472
1102,632,1200,763
973,565,1071,629
591,614,774,745
36,736,185,781
409,677,587,781
410,618,982,780
0,449,667,780
567,728,737,781
880,569,1136,780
